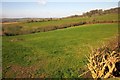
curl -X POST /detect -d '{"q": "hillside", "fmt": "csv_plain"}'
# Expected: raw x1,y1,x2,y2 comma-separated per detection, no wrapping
3,23,118,78
2,6,120,78
2,7,120,36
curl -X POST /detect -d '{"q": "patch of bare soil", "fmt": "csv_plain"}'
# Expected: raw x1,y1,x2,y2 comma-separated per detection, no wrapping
10,38,24,42
4,64,42,78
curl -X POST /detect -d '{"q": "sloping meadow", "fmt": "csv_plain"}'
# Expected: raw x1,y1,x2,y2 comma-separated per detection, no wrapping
2,23,118,78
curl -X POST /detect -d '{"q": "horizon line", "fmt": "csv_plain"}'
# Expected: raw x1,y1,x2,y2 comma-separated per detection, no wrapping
2,6,119,19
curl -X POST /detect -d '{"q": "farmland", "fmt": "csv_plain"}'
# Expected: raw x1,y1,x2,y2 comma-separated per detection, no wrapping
2,6,120,78
2,13,119,36
2,23,118,78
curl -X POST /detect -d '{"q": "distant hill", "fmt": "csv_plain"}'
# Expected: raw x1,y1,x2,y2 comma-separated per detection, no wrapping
67,7,120,18
2,7,120,36
2,7,120,23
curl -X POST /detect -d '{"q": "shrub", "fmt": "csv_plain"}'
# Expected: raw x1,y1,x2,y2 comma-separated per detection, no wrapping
87,37,120,78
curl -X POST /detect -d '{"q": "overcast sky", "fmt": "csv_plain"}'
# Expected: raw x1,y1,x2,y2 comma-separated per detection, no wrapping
1,0,119,18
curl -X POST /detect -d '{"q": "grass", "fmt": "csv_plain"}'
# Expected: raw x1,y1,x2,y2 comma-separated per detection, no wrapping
2,23,118,78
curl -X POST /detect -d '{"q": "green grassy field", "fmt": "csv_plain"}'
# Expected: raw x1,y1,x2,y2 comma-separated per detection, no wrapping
2,23,118,78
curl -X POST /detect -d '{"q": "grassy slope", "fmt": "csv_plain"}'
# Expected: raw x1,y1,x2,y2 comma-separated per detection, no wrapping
20,13,119,28
3,13,118,32
3,23,118,78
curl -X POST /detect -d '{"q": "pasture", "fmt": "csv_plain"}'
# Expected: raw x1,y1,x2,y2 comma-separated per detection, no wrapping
2,23,118,78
